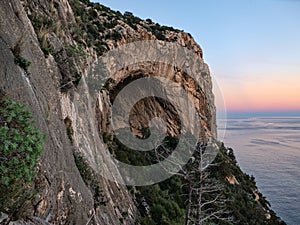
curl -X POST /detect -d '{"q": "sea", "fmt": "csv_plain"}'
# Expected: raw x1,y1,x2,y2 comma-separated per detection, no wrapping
218,115,300,225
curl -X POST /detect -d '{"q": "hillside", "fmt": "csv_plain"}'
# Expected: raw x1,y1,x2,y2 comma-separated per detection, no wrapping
0,0,286,224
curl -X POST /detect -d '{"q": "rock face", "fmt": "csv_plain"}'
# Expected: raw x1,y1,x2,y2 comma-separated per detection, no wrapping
0,0,216,224
0,0,289,224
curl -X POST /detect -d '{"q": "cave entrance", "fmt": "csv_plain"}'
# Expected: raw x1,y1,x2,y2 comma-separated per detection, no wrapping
104,71,181,139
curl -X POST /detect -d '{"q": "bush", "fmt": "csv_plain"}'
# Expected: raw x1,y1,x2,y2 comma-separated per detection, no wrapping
53,1,60,9
73,151,107,208
153,31,166,41
0,95,43,216
94,40,107,55
103,20,118,29
65,44,85,57
73,72,82,86
41,46,51,56
14,56,31,72
27,15,53,30
109,30,122,41
146,18,153,24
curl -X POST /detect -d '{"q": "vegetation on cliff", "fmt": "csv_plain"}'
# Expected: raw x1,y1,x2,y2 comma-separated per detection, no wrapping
104,132,286,225
0,91,44,219
0,0,286,224
25,0,286,223
24,0,200,93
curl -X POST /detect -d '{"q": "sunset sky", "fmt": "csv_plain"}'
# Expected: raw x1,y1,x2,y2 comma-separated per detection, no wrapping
94,0,300,114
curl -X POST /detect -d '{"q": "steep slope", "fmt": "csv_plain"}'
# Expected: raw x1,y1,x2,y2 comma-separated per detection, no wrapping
1,0,213,223
0,0,138,224
0,0,286,224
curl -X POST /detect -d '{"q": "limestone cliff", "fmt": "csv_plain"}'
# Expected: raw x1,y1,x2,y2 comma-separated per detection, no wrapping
0,0,285,224
0,0,215,223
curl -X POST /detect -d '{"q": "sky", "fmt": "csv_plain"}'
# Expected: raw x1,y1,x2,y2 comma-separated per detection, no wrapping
93,0,300,114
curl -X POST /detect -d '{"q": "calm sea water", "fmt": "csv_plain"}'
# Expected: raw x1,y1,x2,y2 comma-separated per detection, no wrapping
218,116,300,225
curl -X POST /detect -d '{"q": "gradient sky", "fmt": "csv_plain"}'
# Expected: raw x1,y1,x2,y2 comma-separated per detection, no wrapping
93,0,300,113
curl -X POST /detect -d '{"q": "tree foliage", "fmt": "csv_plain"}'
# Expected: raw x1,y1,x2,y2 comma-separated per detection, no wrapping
0,94,44,216
105,131,286,225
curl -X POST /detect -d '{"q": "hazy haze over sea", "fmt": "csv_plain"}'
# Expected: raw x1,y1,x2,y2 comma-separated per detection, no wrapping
218,115,300,225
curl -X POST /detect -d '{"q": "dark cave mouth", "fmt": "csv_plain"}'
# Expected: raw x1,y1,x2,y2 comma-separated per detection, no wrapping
104,71,182,139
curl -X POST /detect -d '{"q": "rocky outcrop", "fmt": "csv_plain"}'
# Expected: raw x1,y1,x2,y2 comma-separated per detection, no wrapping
226,175,239,185
0,0,138,224
1,0,285,225
0,0,216,224
0,0,288,225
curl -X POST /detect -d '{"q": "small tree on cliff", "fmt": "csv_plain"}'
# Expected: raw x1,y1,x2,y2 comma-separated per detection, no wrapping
154,138,232,225
0,93,44,219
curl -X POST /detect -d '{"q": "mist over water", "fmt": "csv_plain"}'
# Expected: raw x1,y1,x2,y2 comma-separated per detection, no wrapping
218,116,300,225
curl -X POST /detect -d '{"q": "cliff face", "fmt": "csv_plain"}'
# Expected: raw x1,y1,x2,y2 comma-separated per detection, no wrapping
0,0,215,224
0,0,136,224
0,1,285,225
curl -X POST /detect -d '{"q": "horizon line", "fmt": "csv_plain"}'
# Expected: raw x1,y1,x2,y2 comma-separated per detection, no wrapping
217,110,300,118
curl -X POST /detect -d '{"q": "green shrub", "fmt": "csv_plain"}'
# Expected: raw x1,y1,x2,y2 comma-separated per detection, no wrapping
27,15,53,30
41,46,51,56
53,1,60,9
14,56,31,72
146,18,153,24
94,40,107,55
73,72,82,86
87,24,99,39
73,151,107,208
65,44,85,57
153,30,166,41
0,95,43,216
103,20,118,29
69,0,84,17
92,20,105,32
88,8,98,18
109,30,122,41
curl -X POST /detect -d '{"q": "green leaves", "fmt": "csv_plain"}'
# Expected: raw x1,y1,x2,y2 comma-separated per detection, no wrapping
14,56,31,72
0,96,43,215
